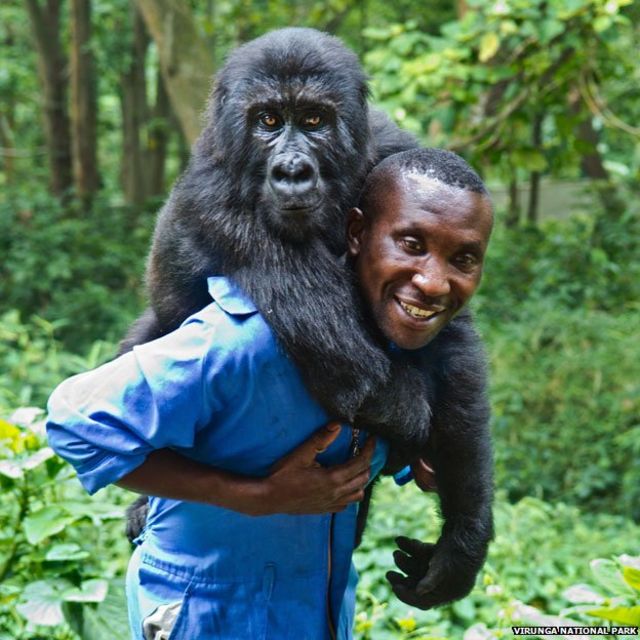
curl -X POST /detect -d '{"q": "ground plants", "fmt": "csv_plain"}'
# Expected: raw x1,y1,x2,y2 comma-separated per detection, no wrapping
0,409,130,640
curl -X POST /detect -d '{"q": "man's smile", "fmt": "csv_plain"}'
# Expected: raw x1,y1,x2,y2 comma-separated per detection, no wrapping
396,297,446,322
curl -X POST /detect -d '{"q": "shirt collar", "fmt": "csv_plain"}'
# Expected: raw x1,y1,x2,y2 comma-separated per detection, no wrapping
207,277,258,315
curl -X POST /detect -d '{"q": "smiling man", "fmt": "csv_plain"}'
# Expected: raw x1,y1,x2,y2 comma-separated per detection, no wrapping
347,148,493,350
346,148,495,610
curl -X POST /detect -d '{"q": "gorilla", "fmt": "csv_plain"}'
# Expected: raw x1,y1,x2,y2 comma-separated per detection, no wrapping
122,27,493,609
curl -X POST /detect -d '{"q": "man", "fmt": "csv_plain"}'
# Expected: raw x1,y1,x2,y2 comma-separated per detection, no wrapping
46,148,493,639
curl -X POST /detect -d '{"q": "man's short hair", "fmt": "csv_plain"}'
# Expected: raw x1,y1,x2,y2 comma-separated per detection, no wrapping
358,147,489,218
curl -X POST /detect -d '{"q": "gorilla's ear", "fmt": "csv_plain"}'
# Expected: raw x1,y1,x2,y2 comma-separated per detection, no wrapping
347,207,366,257
212,80,227,110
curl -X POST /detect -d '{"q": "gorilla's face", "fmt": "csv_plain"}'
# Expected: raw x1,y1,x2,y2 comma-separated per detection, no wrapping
207,29,371,249
247,95,339,240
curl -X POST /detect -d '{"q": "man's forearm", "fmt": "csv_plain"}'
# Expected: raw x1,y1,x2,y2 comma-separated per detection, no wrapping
116,449,267,515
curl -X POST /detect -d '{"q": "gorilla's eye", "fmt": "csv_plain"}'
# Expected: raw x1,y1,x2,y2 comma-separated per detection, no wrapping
303,114,322,128
260,113,281,128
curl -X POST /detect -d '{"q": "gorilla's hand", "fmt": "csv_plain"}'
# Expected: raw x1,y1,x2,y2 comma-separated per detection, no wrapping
386,535,480,609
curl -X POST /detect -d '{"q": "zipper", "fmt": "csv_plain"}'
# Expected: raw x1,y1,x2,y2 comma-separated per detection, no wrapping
326,426,362,639
327,515,337,640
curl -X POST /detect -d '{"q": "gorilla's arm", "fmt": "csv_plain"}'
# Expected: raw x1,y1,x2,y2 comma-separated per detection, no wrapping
387,312,494,609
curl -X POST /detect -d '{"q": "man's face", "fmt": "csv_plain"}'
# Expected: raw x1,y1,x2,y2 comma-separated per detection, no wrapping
348,173,493,350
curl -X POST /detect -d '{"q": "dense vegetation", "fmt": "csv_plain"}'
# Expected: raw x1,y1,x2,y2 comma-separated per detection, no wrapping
1,0,638,638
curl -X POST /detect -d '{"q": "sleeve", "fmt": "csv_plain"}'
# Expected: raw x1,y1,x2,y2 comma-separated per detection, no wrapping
46,319,222,495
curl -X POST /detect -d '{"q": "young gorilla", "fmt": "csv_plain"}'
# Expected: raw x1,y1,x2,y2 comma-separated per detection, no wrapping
46,148,494,638
122,27,492,608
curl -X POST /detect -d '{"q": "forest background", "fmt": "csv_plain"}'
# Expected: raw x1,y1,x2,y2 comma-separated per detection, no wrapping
1,0,639,638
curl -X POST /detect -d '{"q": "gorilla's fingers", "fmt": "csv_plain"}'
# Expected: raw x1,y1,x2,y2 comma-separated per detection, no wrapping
386,570,417,590
392,550,424,579
387,574,433,609
395,536,435,557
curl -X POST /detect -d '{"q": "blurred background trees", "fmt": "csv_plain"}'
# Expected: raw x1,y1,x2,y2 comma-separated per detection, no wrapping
1,1,638,638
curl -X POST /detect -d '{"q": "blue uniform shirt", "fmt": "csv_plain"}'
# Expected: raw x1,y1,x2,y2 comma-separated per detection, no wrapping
47,277,388,640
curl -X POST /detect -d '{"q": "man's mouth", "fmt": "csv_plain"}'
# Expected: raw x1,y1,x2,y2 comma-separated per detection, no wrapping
398,299,445,320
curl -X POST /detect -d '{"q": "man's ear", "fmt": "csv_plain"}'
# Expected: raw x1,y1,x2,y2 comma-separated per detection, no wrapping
347,207,365,257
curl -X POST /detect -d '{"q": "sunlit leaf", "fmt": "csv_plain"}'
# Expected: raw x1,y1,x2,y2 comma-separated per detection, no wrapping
479,32,500,62
64,579,108,603
45,543,91,561
16,580,70,626
585,605,640,625
590,558,632,596
562,583,605,604
22,446,55,470
0,459,23,479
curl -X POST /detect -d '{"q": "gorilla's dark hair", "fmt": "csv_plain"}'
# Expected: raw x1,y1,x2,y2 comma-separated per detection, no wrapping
359,147,489,218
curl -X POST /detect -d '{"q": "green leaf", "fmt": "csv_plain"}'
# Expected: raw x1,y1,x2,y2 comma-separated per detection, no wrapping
512,150,548,172
0,459,23,479
45,543,91,562
24,505,79,544
16,579,70,626
585,605,640,625
22,446,55,470
69,580,139,640
621,558,640,592
590,558,633,596
64,579,109,603
593,16,612,32
479,32,500,62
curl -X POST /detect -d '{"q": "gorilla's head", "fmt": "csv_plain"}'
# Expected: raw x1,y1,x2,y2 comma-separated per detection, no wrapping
194,28,373,249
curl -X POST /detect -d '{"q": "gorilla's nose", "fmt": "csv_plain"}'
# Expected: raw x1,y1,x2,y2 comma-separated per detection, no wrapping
268,152,318,200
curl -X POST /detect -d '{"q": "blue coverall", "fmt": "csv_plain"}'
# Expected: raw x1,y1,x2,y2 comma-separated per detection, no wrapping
47,277,388,640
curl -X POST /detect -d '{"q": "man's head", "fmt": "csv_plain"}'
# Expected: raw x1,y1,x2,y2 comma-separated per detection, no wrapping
348,148,493,350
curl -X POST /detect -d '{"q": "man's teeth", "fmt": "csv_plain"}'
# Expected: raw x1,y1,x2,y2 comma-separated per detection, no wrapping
399,301,440,319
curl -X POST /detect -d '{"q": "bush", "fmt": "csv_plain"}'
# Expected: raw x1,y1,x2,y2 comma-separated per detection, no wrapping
354,482,640,639
0,311,114,412
0,409,130,640
0,189,151,351
483,307,640,519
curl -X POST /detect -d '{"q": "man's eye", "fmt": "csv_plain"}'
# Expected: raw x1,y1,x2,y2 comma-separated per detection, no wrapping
400,237,423,253
454,253,480,270
303,113,322,128
260,113,281,128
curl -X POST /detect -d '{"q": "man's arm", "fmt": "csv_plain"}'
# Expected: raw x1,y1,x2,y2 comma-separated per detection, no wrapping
117,423,376,516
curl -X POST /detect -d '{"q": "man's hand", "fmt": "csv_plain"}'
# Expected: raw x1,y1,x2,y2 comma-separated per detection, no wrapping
411,458,437,492
258,422,375,515
116,423,374,518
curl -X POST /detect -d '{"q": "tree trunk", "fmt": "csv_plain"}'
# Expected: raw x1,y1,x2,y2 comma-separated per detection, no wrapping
526,113,544,225
505,176,520,228
568,85,624,220
146,69,170,197
120,5,150,206
135,0,214,145
70,0,99,205
24,0,73,198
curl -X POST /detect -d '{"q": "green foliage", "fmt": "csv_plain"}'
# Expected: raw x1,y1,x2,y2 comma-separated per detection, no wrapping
354,482,640,639
0,410,130,639
469,202,640,518
0,188,150,351
478,206,640,319
0,310,114,412
363,0,639,183
485,306,640,518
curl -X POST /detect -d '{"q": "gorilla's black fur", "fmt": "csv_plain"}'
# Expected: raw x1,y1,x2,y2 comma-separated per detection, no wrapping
123,28,493,609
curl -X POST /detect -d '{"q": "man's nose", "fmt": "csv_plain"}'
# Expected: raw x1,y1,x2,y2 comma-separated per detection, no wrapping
411,265,451,297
